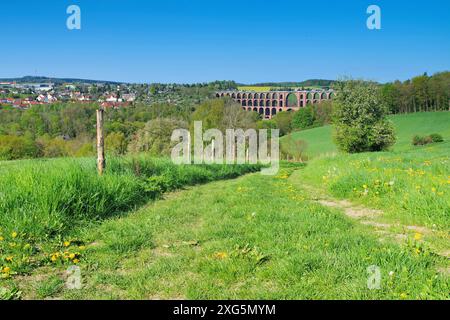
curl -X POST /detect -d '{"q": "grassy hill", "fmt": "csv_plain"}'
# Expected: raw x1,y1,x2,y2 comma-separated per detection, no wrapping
286,112,450,158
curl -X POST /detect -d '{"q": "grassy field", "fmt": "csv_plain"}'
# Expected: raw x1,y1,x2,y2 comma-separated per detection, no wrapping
286,112,450,158
0,156,260,282
1,112,449,300
11,165,448,299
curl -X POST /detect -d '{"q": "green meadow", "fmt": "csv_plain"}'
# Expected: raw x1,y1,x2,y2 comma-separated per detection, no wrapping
1,112,449,300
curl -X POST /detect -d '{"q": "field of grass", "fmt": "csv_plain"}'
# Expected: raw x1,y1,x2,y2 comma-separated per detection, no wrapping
10,165,448,299
0,156,260,281
1,112,449,300
286,112,450,158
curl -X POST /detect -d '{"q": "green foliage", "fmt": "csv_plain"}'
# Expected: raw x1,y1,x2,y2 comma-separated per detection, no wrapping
271,112,293,136
333,80,396,153
292,106,314,130
127,118,188,156
381,71,450,114
429,133,444,143
412,133,444,146
0,135,39,160
105,132,127,155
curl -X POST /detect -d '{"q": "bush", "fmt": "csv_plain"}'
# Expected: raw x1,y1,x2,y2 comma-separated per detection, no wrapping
292,106,314,130
412,133,444,146
429,133,444,143
333,80,396,153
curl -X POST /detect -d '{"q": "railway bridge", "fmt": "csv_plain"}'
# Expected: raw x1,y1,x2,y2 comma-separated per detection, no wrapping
216,90,334,119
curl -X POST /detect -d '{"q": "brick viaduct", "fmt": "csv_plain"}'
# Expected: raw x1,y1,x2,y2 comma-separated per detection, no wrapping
216,90,334,119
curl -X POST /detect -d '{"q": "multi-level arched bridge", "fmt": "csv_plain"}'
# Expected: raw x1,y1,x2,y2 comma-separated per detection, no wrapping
216,90,334,119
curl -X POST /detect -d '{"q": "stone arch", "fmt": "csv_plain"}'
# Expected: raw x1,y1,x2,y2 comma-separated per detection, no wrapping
265,108,271,117
272,100,278,107
237,100,241,104
226,93,231,97
313,100,318,104
300,101,304,107
286,93,298,108
253,107,257,112
254,93,259,99
287,108,293,112
307,100,312,105
258,108,264,115
253,100,258,106
216,93,220,98
307,93,312,99
278,108,283,112
232,93,236,99
248,100,253,106
242,100,247,106
271,108,277,116
272,93,278,99
280,94,284,100
280,100,283,107
314,93,320,100
259,100,264,107
242,93,247,99
321,92,327,99
266,100,270,106
260,93,266,99
237,93,241,99
328,92,335,99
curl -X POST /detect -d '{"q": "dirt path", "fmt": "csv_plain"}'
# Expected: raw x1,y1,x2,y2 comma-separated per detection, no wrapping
289,174,449,266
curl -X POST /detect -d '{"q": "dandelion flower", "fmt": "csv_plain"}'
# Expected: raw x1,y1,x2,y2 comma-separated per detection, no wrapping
11,232,17,238
414,233,422,241
73,259,80,264
63,241,71,247
5,256,13,262
214,252,228,259
0,236,3,241
400,293,408,300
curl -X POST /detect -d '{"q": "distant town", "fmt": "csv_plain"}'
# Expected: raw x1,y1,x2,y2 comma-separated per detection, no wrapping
0,81,137,109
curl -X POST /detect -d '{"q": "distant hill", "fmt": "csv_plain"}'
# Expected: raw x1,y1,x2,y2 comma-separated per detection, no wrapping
241,79,336,88
0,76,123,85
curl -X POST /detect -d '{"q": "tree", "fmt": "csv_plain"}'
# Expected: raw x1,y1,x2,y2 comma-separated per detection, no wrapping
128,118,188,156
333,80,396,153
271,112,293,136
106,132,128,155
291,106,314,130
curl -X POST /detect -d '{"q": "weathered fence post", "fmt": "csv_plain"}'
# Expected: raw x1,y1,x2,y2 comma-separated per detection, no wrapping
96,108,106,175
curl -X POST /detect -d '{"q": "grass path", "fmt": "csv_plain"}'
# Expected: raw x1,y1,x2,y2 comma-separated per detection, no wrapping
289,171,450,261
17,167,449,300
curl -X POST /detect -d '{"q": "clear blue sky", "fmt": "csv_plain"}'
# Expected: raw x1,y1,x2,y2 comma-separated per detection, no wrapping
2,0,449,83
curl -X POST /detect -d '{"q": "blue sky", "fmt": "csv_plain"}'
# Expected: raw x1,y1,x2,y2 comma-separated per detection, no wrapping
1,0,449,83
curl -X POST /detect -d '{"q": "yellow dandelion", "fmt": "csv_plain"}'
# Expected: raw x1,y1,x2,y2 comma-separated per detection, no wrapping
214,252,228,259
2,267,11,274
5,256,13,262
50,255,58,262
63,241,71,247
431,187,437,193
414,233,422,241
69,253,76,260
400,293,408,300
11,232,18,239
73,259,80,264
0,236,4,241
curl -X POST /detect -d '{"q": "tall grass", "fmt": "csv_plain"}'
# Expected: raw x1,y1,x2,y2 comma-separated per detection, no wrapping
0,156,261,240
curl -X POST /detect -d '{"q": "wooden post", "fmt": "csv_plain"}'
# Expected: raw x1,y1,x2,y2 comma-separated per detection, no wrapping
96,108,106,175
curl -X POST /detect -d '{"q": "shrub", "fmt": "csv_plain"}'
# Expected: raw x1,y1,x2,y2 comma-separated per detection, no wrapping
412,133,444,146
333,80,396,153
292,106,314,130
429,133,444,143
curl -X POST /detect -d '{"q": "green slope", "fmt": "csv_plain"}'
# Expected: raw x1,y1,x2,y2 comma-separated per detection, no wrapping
286,112,450,158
